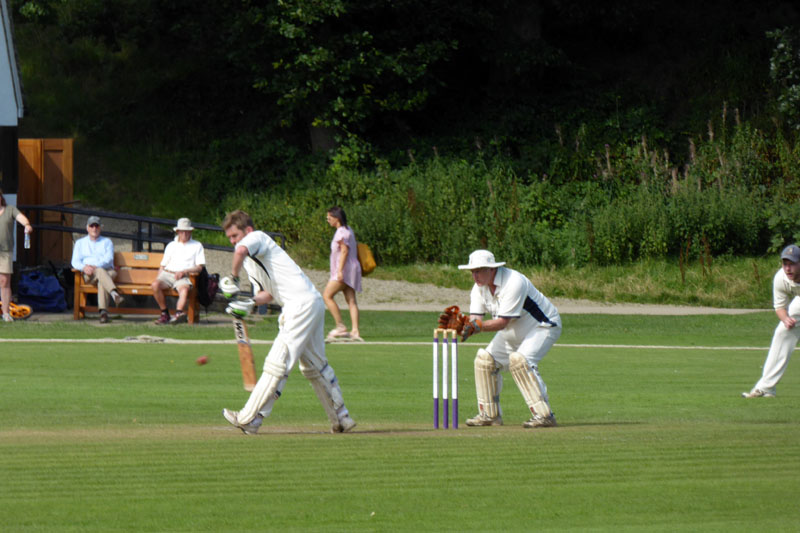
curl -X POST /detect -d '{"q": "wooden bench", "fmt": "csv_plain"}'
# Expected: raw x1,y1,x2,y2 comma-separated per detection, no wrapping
73,251,199,324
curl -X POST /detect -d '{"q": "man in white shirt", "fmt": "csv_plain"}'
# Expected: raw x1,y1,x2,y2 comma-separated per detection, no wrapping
71,216,123,323
743,244,800,398
457,249,561,428
219,210,356,435
152,218,206,325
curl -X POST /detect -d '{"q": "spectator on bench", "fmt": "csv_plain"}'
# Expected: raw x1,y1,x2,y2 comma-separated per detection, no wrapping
152,218,206,325
71,216,124,324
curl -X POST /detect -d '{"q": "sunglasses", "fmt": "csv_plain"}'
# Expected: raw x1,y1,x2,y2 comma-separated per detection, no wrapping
88,223,100,228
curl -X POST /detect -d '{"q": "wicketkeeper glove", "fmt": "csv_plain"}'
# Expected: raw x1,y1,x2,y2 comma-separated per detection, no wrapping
220,276,241,299
438,305,469,333
460,319,482,342
225,298,255,319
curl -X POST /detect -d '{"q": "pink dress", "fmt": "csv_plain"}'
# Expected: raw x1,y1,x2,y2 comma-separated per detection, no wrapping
330,226,362,293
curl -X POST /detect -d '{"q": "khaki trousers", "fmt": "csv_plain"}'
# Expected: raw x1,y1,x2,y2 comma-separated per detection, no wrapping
83,268,118,310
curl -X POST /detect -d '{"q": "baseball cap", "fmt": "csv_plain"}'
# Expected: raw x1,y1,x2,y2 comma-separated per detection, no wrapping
781,244,800,263
87,216,101,226
458,249,506,270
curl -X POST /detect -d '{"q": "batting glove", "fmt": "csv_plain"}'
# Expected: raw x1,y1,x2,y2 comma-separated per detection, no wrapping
460,319,482,342
220,276,241,299
225,298,255,319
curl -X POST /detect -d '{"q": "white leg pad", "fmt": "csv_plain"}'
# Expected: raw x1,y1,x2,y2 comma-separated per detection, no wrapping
474,349,500,419
238,343,289,424
299,358,347,426
509,352,552,417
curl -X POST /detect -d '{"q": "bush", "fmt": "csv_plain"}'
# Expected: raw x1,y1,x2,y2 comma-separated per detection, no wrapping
216,113,800,269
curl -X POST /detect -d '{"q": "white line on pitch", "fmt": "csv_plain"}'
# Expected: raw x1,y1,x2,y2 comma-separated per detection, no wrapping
0,338,767,350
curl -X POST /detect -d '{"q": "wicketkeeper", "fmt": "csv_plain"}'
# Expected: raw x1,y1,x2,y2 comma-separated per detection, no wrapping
219,210,356,435
442,249,561,428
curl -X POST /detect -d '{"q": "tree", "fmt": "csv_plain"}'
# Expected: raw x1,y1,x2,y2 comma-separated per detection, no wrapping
226,0,464,151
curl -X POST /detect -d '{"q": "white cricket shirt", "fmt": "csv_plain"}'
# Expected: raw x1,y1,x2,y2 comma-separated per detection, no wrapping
239,230,318,307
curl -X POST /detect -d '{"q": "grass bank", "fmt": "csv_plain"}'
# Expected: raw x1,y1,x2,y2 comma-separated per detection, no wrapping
368,255,778,309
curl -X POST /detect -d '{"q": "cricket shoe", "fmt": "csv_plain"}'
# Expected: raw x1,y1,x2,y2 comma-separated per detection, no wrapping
222,408,263,435
111,290,125,307
465,413,503,426
169,311,188,324
331,414,357,433
741,389,776,399
523,413,557,428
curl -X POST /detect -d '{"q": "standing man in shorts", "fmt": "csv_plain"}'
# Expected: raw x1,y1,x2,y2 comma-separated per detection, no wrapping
0,189,33,322
457,249,561,428
219,209,356,434
152,218,206,324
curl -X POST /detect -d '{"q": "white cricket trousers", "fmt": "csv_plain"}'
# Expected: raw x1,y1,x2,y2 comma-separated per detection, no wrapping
486,323,562,403
754,297,800,394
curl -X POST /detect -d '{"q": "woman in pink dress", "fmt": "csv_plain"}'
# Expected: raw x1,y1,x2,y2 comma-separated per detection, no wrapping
323,206,363,341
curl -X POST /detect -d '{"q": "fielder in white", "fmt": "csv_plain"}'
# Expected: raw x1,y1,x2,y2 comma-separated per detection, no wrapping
458,250,561,428
743,244,800,398
220,210,356,434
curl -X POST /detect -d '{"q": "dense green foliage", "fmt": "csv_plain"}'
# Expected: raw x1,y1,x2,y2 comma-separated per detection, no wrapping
225,114,800,268
9,1,800,268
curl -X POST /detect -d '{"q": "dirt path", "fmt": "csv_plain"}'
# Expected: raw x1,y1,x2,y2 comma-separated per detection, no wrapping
306,269,767,315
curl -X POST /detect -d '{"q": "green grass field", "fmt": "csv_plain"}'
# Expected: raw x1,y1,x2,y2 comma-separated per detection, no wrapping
1,311,799,531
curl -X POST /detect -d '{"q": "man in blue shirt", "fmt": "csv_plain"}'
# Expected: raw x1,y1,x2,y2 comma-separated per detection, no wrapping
71,216,123,323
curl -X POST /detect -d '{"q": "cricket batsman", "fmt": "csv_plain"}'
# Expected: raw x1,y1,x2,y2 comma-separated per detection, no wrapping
441,249,561,428
219,210,356,434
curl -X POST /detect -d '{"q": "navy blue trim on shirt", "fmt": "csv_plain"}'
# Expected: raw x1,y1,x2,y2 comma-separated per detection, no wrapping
249,254,270,293
251,257,270,278
522,296,558,327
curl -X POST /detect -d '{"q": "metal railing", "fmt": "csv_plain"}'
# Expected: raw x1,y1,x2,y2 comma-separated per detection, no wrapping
18,204,287,253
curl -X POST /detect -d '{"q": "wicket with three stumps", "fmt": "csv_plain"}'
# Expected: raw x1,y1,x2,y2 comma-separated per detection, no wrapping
433,328,458,429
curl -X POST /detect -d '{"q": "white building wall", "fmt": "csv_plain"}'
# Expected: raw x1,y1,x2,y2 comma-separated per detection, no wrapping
0,0,23,126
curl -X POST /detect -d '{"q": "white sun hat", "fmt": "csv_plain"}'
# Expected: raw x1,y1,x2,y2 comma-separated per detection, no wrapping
458,249,506,270
173,217,194,231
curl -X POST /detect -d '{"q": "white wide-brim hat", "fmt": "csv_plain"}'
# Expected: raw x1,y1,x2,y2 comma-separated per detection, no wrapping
458,249,506,270
173,217,194,231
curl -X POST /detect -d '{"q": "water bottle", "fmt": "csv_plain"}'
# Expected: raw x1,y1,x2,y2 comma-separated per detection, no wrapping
24,232,30,249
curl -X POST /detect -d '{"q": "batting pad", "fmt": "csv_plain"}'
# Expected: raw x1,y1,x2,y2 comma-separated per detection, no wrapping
299,359,346,426
238,343,290,424
474,349,500,419
509,352,551,417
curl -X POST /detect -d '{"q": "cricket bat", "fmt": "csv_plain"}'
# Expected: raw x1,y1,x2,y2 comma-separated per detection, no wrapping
233,317,257,391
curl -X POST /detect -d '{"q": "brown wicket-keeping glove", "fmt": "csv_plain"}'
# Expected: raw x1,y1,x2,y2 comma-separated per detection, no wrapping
438,305,468,332
460,319,482,342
